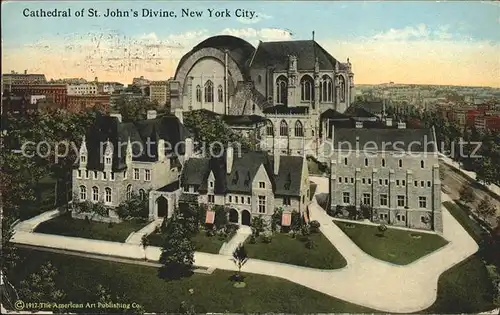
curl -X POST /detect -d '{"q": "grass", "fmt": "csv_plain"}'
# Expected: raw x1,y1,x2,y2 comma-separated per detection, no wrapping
443,201,488,243
147,229,235,254
424,254,496,313
335,221,449,264
34,213,149,242
11,248,374,313
244,232,347,269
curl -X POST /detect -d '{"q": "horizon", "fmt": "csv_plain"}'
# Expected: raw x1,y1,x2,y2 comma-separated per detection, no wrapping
2,1,500,88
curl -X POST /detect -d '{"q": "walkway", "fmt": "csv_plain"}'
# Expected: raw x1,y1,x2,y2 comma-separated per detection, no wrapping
125,218,163,245
219,226,252,255
9,175,479,313
13,207,64,232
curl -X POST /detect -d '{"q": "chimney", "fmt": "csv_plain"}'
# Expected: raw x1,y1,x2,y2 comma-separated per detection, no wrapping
174,108,183,124
226,145,234,174
273,148,280,175
385,117,393,126
110,113,122,122
355,121,363,128
24,70,27,74
184,137,193,161
157,139,165,161
94,77,98,82
147,110,157,119
397,122,406,129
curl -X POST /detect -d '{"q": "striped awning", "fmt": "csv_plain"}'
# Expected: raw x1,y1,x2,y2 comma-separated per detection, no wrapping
205,211,215,224
282,211,291,227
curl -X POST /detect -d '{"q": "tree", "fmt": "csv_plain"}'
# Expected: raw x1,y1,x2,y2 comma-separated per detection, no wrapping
290,211,302,238
18,262,65,311
251,215,265,237
477,196,497,223
377,224,388,237
232,244,248,285
159,216,195,279
178,301,196,315
141,235,150,261
116,191,149,220
459,183,475,205
213,205,228,230
115,96,157,122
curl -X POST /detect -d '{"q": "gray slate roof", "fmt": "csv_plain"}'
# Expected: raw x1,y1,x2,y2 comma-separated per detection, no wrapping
181,151,305,196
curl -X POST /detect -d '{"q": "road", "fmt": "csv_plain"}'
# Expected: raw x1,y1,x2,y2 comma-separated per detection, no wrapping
440,162,500,227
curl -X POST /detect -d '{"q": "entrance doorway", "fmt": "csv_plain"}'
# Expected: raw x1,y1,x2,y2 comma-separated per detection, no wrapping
241,210,251,226
156,196,168,217
229,208,239,224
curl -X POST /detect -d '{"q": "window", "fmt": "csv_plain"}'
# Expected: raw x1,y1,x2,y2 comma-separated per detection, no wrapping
139,189,146,200
379,179,383,185
85,170,89,179
259,181,265,188
105,156,112,165
294,120,304,137
196,85,201,102
247,197,251,204
134,168,139,180
339,177,342,183
362,178,366,184
420,181,424,187
209,181,214,188
126,185,132,200
123,171,127,179
345,177,348,183
183,186,188,192
276,76,288,104
402,180,406,186
350,178,354,184
217,85,223,102
145,170,151,181
364,158,368,166
380,194,388,206
396,214,406,222
204,80,214,103
92,186,99,202
320,75,333,102
208,195,215,203
427,181,431,187
385,179,389,185
283,196,291,206
420,160,425,169
266,120,274,136
103,172,107,180
258,195,266,213
368,178,372,185
79,186,86,201
344,158,348,166
80,155,86,163
77,170,82,178
398,159,403,167
414,180,418,187
300,75,314,101
339,75,346,102
343,192,350,204
362,193,371,205
110,172,115,181
379,213,388,220
280,120,288,136
396,180,400,186
382,159,386,167
235,196,239,204
419,196,427,208
93,171,98,179
397,195,405,207
105,187,112,204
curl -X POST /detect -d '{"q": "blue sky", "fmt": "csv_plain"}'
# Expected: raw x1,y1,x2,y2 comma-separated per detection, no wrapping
2,1,499,86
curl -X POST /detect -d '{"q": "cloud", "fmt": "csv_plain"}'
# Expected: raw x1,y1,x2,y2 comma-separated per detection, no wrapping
373,23,430,40
221,27,292,41
237,12,272,24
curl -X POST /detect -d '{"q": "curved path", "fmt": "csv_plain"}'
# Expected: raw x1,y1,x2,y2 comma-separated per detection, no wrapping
11,176,478,313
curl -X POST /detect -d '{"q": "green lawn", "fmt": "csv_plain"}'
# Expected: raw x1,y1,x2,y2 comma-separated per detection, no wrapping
11,249,374,313
244,232,347,269
335,221,449,264
147,230,234,254
443,201,488,243
35,213,149,242
424,254,496,313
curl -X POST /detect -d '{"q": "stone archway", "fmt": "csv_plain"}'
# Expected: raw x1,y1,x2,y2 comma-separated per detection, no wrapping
241,210,251,226
229,208,239,224
156,196,168,217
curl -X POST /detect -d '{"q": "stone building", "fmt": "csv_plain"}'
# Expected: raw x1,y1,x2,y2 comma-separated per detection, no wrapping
72,110,190,222
179,147,310,225
2,70,47,93
150,80,171,107
325,121,443,233
169,35,355,157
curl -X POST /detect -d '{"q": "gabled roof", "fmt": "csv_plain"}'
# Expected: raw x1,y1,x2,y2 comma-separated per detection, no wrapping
263,105,309,115
344,106,378,118
181,151,304,196
82,114,190,171
320,109,351,120
250,40,337,71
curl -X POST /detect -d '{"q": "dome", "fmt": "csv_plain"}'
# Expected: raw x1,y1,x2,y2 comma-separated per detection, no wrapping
174,35,255,79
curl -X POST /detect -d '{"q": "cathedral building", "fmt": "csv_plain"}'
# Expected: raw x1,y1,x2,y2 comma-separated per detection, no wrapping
170,35,354,156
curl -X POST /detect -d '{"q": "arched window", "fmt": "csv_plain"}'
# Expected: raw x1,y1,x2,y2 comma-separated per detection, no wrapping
266,120,274,136
204,80,214,103
339,75,346,102
300,75,314,101
276,76,288,105
364,158,368,167
195,85,201,102
92,186,99,202
320,75,333,102
295,120,304,137
139,189,146,201
80,186,87,201
126,184,132,201
280,120,288,136
217,85,223,103
105,187,112,204
399,159,403,167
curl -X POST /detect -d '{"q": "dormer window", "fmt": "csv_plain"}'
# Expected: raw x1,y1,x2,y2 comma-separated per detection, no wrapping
80,155,86,163
105,156,112,165
259,181,265,189
209,181,214,188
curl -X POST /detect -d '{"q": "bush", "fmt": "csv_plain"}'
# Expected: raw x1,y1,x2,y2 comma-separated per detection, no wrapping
261,231,273,244
309,220,321,233
301,224,310,236
206,229,215,237
249,234,256,244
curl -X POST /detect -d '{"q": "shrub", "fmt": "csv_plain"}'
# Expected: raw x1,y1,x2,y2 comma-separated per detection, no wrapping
300,224,310,236
261,231,273,244
249,234,256,244
206,229,215,237
309,220,320,233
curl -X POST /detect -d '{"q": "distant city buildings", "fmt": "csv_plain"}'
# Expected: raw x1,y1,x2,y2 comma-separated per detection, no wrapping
2,70,47,93
149,79,171,107
67,94,111,113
